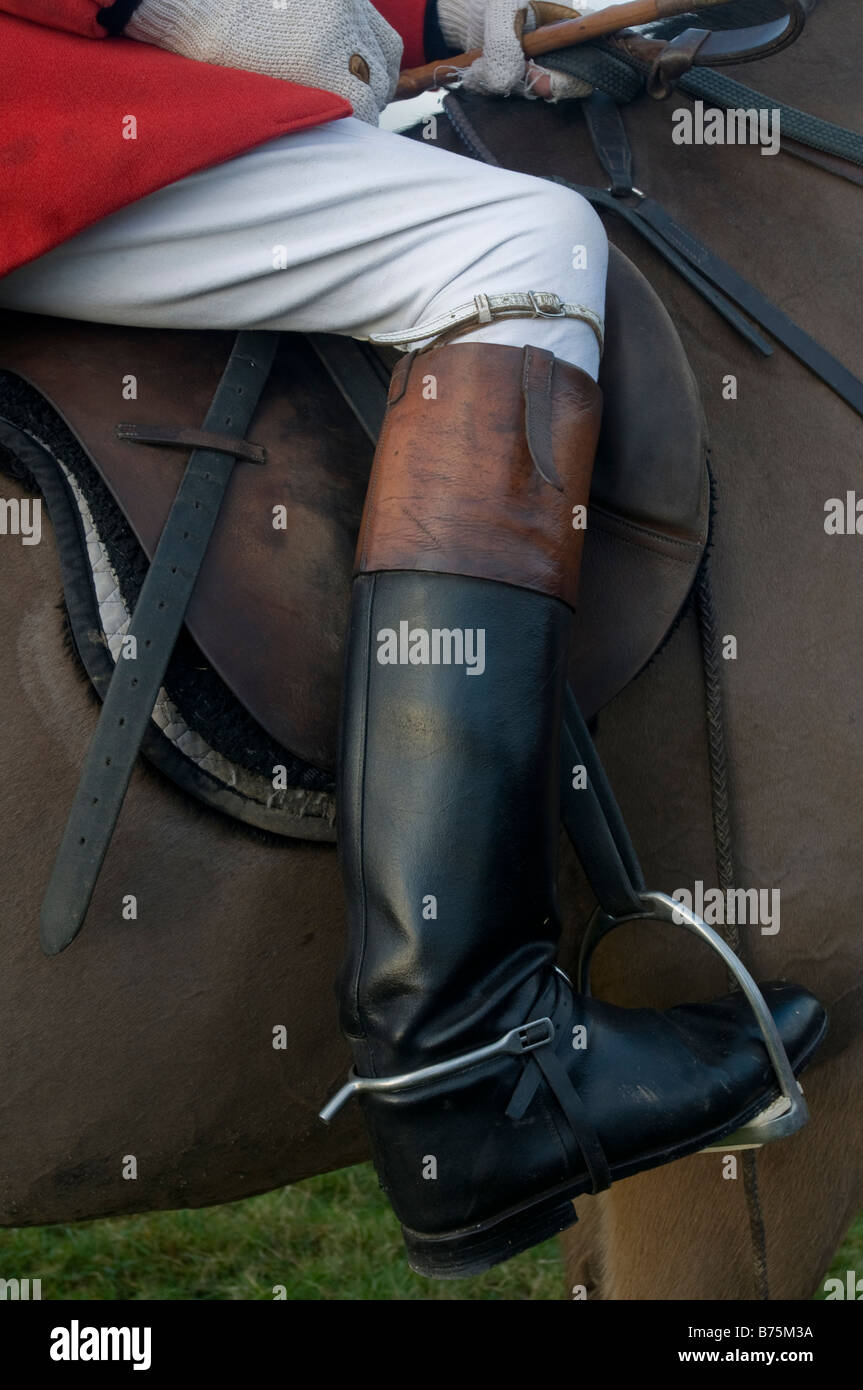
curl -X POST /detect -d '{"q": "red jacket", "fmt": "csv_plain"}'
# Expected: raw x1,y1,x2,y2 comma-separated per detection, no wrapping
0,1,428,277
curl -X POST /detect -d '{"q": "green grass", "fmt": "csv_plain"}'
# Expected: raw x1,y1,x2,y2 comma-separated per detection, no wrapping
1,1165,860,1300
814,1211,863,1300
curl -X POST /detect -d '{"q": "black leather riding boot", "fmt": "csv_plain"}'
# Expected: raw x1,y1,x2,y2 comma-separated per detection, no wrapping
330,342,826,1278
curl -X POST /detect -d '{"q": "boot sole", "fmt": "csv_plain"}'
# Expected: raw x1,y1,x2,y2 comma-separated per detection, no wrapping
402,1191,580,1280
400,1018,827,1280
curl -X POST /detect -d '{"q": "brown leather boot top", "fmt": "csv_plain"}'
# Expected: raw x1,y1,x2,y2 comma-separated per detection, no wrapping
355,341,602,609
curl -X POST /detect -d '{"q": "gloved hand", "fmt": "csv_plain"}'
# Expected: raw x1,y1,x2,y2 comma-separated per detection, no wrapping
436,0,596,101
125,0,403,126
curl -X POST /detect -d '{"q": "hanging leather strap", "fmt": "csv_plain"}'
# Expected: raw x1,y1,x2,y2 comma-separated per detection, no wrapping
114,423,267,464
39,330,278,956
506,985,612,1193
576,93,863,421
560,686,646,918
532,1043,611,1192
583,90,634,198
632,194,863,419
442,92,771,355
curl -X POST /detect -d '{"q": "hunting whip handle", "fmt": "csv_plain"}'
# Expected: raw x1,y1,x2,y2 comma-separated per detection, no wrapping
394,0,736,99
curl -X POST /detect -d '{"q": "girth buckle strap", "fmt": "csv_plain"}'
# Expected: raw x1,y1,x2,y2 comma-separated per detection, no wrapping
38,329,279,956
115,423,267,465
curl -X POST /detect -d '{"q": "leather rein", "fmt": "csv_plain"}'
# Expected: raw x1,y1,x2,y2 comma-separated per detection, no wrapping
596,0,809,99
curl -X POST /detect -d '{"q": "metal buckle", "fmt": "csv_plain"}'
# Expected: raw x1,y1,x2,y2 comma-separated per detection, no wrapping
577,890,808,1148
318,1016,554,1124
528,291,566,319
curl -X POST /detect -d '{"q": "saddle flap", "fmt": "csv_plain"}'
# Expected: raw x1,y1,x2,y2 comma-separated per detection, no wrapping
0,244,708,776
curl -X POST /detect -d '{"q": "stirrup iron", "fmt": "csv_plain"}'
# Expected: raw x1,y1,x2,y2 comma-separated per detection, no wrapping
577,890,809,1149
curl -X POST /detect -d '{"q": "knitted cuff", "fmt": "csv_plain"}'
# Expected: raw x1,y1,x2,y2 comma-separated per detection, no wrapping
125,0,215,54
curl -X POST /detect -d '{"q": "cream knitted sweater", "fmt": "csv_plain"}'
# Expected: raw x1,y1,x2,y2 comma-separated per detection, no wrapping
126,0,404,126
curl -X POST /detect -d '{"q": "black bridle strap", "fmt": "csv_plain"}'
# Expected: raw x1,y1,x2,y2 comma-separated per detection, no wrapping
631,193,863,418
573,93,863,419
442,93,772,355
39,330,278,956
543,4,863,172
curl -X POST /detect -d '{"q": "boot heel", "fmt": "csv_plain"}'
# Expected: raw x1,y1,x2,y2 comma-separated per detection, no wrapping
401,1195,578,1280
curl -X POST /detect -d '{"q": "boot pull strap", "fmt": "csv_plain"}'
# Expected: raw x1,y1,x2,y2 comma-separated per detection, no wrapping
386,349,415,406
522,345,565,491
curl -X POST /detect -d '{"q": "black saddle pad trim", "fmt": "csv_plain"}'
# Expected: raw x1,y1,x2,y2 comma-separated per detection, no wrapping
0,376,336,832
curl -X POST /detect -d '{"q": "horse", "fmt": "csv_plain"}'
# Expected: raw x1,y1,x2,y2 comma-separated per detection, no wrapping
0,0,860,1299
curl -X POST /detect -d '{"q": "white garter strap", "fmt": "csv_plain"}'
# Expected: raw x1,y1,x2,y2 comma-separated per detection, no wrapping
367,291,605,357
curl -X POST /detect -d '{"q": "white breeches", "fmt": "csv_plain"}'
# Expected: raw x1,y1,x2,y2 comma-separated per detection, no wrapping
0,115,608,379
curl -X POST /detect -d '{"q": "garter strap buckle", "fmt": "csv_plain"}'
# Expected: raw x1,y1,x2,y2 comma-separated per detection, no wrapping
528,290,566,318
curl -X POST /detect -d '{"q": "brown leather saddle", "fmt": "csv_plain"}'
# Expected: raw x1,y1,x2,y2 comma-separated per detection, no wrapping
0,245,708,838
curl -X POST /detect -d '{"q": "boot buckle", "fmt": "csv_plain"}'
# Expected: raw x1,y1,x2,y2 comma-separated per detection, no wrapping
318,1017,554,1124
515,1019,556,1053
